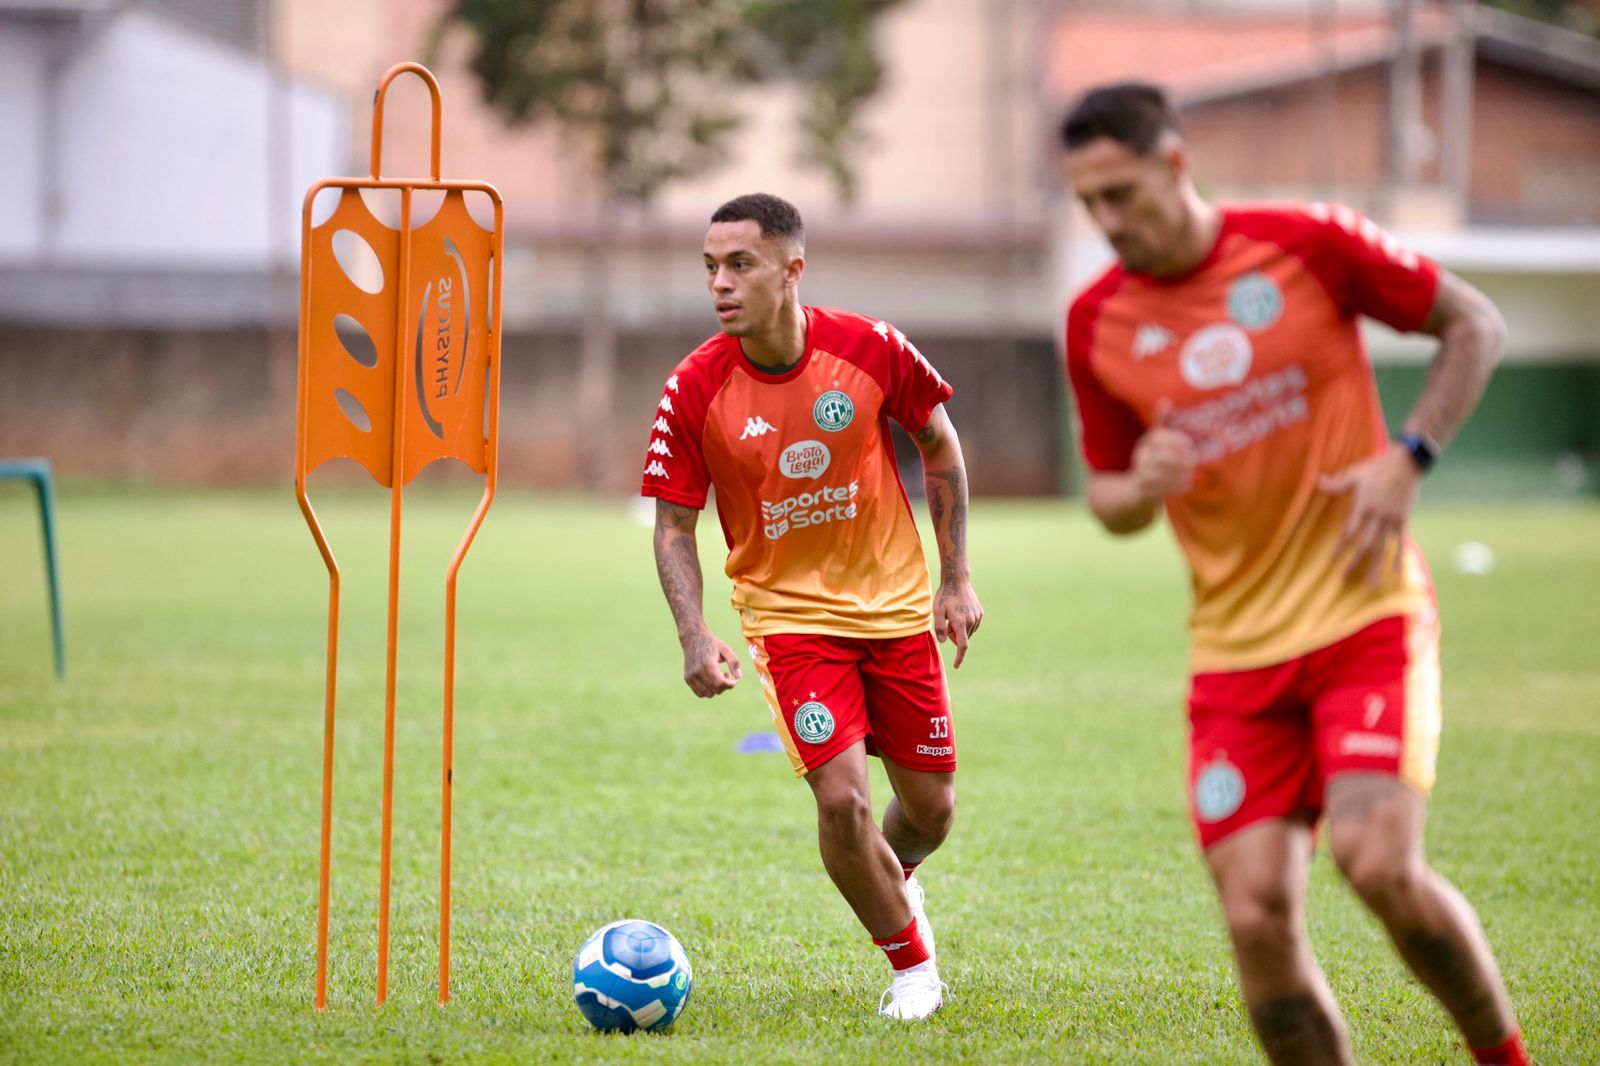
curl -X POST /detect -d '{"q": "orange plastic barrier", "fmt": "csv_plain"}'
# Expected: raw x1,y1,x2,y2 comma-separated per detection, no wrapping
294,62,503,1010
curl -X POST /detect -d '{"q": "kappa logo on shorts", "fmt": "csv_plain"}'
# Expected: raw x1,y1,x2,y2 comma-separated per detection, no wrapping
1340,731,1403,758
1194,756,1246,823
794,701,835,745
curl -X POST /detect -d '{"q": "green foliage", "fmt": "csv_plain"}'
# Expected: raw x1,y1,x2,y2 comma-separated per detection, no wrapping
2,489,1598,1062
439,0,907,203
1482,0,1600,38
737,0,904,201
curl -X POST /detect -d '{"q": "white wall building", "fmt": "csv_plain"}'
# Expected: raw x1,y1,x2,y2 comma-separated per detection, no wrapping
0,0,344,321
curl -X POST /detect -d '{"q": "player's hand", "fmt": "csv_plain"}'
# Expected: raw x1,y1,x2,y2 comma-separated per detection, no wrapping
933,580,983,669
681,629,741,698
1130,407,1197,503
1318,444,1421,588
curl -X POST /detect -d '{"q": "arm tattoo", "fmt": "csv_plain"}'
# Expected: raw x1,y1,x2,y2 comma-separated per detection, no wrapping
923,463,969,587
656,500,698,531
653,501,706,638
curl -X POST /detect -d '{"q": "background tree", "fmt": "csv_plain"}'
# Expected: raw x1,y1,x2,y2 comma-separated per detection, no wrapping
435,0,907,486
1481,0,1599,40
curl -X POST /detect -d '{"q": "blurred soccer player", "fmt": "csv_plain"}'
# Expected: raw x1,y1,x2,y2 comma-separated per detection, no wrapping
1059,84,1527,1066
641,193,982,1020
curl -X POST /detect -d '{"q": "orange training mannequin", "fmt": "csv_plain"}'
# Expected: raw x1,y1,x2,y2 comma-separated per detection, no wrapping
294,61,503,1010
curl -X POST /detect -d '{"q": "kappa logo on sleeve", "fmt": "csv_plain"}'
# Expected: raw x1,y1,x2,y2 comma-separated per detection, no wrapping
652,416,672,436
875,319,946,389
1310,202,1420,270
647,438,673,457
644,460,670,479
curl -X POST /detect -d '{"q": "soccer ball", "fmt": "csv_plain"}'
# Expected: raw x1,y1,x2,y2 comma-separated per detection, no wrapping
571,919,692,1033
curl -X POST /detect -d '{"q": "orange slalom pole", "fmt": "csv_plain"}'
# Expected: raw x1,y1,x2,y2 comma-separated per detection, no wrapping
299,493,342,1013
439,487,494,1003
295,182,342,1013
375,184,415,1008
375,480,401,1008
439,193,503,1006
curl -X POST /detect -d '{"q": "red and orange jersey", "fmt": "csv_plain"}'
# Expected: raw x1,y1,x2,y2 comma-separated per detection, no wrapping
640,306,953,638
1067,203,1440,672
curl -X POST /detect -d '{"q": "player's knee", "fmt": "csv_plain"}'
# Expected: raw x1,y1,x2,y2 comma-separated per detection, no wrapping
813,785,874,843
1336,844,1423,915
1221,883,1296,955
906,785,955,837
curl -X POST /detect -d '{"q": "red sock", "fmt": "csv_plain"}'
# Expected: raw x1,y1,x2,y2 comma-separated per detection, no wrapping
900,860,922,881
872,918,929,972
1472,1029,1528,1066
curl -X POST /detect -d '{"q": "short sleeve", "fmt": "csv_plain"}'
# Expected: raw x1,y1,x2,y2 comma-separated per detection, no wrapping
1066,297,1144,473
1305,203,1440,333
639,364,712,508
875,321,954,432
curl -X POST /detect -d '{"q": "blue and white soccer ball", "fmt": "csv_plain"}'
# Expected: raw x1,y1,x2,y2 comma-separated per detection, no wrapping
572,919,692,1033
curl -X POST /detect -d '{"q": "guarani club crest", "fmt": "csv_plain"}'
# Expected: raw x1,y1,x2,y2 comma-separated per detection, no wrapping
1193,755,1245,823
1226,272,1283,333
812,390,854,432
794,701,835,745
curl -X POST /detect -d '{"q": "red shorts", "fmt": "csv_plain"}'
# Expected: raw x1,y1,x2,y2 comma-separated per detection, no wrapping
747,631,955,777
1187,610,1442,849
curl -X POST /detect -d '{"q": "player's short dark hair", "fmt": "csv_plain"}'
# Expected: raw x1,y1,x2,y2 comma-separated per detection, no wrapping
710,193,804,249
1060,82,1182,156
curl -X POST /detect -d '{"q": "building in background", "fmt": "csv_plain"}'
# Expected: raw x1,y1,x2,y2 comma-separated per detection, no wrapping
2,0,1595,495
0,0,342,480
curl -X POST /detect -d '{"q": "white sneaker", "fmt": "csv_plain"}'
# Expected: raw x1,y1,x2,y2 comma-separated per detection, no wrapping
905,874,935,962
878,961,947,1020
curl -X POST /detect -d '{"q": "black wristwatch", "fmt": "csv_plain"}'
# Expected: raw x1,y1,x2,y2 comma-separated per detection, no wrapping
1395,432,1439,474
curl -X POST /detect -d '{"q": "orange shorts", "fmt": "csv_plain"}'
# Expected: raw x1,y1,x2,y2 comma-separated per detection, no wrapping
1187,610,1442,849
748,631,954,777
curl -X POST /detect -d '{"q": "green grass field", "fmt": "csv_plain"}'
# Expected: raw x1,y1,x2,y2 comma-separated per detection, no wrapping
2,486,1597,1064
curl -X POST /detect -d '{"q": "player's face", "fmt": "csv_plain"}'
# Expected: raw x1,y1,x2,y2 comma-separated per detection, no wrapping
1064,136,1188,274
703,220,801,339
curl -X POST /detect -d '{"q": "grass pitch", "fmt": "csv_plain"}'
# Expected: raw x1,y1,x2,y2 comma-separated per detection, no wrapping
1,485,1597,1064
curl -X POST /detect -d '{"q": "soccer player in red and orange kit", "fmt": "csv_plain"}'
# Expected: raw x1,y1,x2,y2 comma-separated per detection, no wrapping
1059,84,1527,1065
641,193,983,1020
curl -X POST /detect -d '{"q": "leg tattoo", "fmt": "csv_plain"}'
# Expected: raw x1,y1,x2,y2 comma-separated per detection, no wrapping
1249,995,1350,1066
